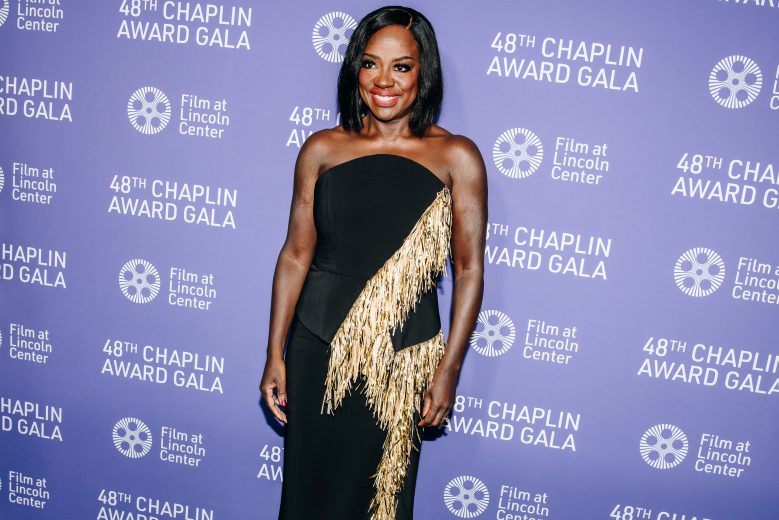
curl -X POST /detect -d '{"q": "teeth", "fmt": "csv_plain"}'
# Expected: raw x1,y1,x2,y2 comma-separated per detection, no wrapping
374,94,396,102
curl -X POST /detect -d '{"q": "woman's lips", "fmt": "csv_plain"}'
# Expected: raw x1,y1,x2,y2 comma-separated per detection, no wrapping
371,92,400,107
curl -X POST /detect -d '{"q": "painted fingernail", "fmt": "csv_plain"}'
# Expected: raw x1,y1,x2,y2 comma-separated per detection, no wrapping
281,399,287,406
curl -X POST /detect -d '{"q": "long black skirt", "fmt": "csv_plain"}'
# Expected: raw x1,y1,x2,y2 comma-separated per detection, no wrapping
278,315,422,519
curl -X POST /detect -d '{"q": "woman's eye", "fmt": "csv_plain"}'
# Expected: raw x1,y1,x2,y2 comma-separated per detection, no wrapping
360,60,411,72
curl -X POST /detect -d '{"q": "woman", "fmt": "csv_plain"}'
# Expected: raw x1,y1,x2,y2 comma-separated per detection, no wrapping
260,5,487,519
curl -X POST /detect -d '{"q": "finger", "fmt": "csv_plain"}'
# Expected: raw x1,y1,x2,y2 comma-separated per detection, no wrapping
430,406,449,427
418,394,432,426
441,404,454,425
419,404,440,427
271,400,287,423
276,378,287,407
262,387,277,413
261,384,275,408
261,380,279,404
427,405,443,427
423,390,434,415
262,385,286,423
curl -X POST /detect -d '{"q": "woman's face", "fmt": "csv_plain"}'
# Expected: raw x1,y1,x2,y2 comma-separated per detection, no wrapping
358,24,420,124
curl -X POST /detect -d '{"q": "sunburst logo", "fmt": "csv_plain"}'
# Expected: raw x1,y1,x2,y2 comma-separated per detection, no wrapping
492,128,543,179
470,310,515,357
112,417,153,458
127,86,171,134
118,259,161,304
674,247,725,298
709,55,762,109
0,165,5,193
640,423,688,469
312,12,357,63
443,475,490,518
0,1,9,28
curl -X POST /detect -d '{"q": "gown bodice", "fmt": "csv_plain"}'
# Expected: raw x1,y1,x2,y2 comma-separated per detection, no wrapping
293,153,450,351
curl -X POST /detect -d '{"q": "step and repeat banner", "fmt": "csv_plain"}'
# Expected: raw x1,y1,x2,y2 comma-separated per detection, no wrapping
1,0,777,518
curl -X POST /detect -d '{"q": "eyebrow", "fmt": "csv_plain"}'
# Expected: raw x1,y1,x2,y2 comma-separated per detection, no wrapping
363,52,416,61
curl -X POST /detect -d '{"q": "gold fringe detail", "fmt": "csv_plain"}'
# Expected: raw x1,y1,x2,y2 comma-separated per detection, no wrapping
366,331,445,519
320,187,452,520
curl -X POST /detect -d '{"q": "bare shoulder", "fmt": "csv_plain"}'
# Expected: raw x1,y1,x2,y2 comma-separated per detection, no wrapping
439,132,487,185
297,127,340,171
298,125,359,174
426,125,483,163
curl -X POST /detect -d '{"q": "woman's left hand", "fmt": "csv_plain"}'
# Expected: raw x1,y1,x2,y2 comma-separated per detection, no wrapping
418,364,460,428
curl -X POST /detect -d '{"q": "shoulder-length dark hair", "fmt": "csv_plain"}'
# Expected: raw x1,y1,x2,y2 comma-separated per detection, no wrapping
337,5,443,138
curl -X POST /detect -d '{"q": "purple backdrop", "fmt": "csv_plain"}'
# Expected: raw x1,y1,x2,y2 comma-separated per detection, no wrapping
1,1,777,519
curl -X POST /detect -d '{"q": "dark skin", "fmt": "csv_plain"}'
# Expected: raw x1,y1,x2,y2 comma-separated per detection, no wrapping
259,24,487,429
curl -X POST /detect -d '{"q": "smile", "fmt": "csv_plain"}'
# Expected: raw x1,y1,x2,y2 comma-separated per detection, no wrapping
371,93,400,107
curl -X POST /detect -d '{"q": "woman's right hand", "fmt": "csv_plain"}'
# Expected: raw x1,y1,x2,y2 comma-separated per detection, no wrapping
260,356,287,424
259,131,325,426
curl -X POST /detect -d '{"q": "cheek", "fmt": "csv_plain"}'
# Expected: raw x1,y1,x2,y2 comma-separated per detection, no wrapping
404,76,419,100
402,71,419,91
358,68,373,86
357,72,371,100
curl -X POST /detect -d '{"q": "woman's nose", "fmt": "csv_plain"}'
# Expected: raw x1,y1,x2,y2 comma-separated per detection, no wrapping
374,67,394,87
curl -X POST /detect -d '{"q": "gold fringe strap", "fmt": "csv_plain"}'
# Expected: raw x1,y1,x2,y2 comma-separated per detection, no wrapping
320,187,452,520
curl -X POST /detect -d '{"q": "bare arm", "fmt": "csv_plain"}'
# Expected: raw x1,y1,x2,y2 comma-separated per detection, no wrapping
419,136,488,427
260,133,325,423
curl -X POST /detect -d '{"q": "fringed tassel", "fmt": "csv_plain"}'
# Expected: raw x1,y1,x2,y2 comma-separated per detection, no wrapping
366,331,445,519
321,187,452,416
319,187,452,520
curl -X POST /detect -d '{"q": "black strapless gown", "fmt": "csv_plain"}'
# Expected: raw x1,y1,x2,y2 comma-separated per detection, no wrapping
278,153,452,520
